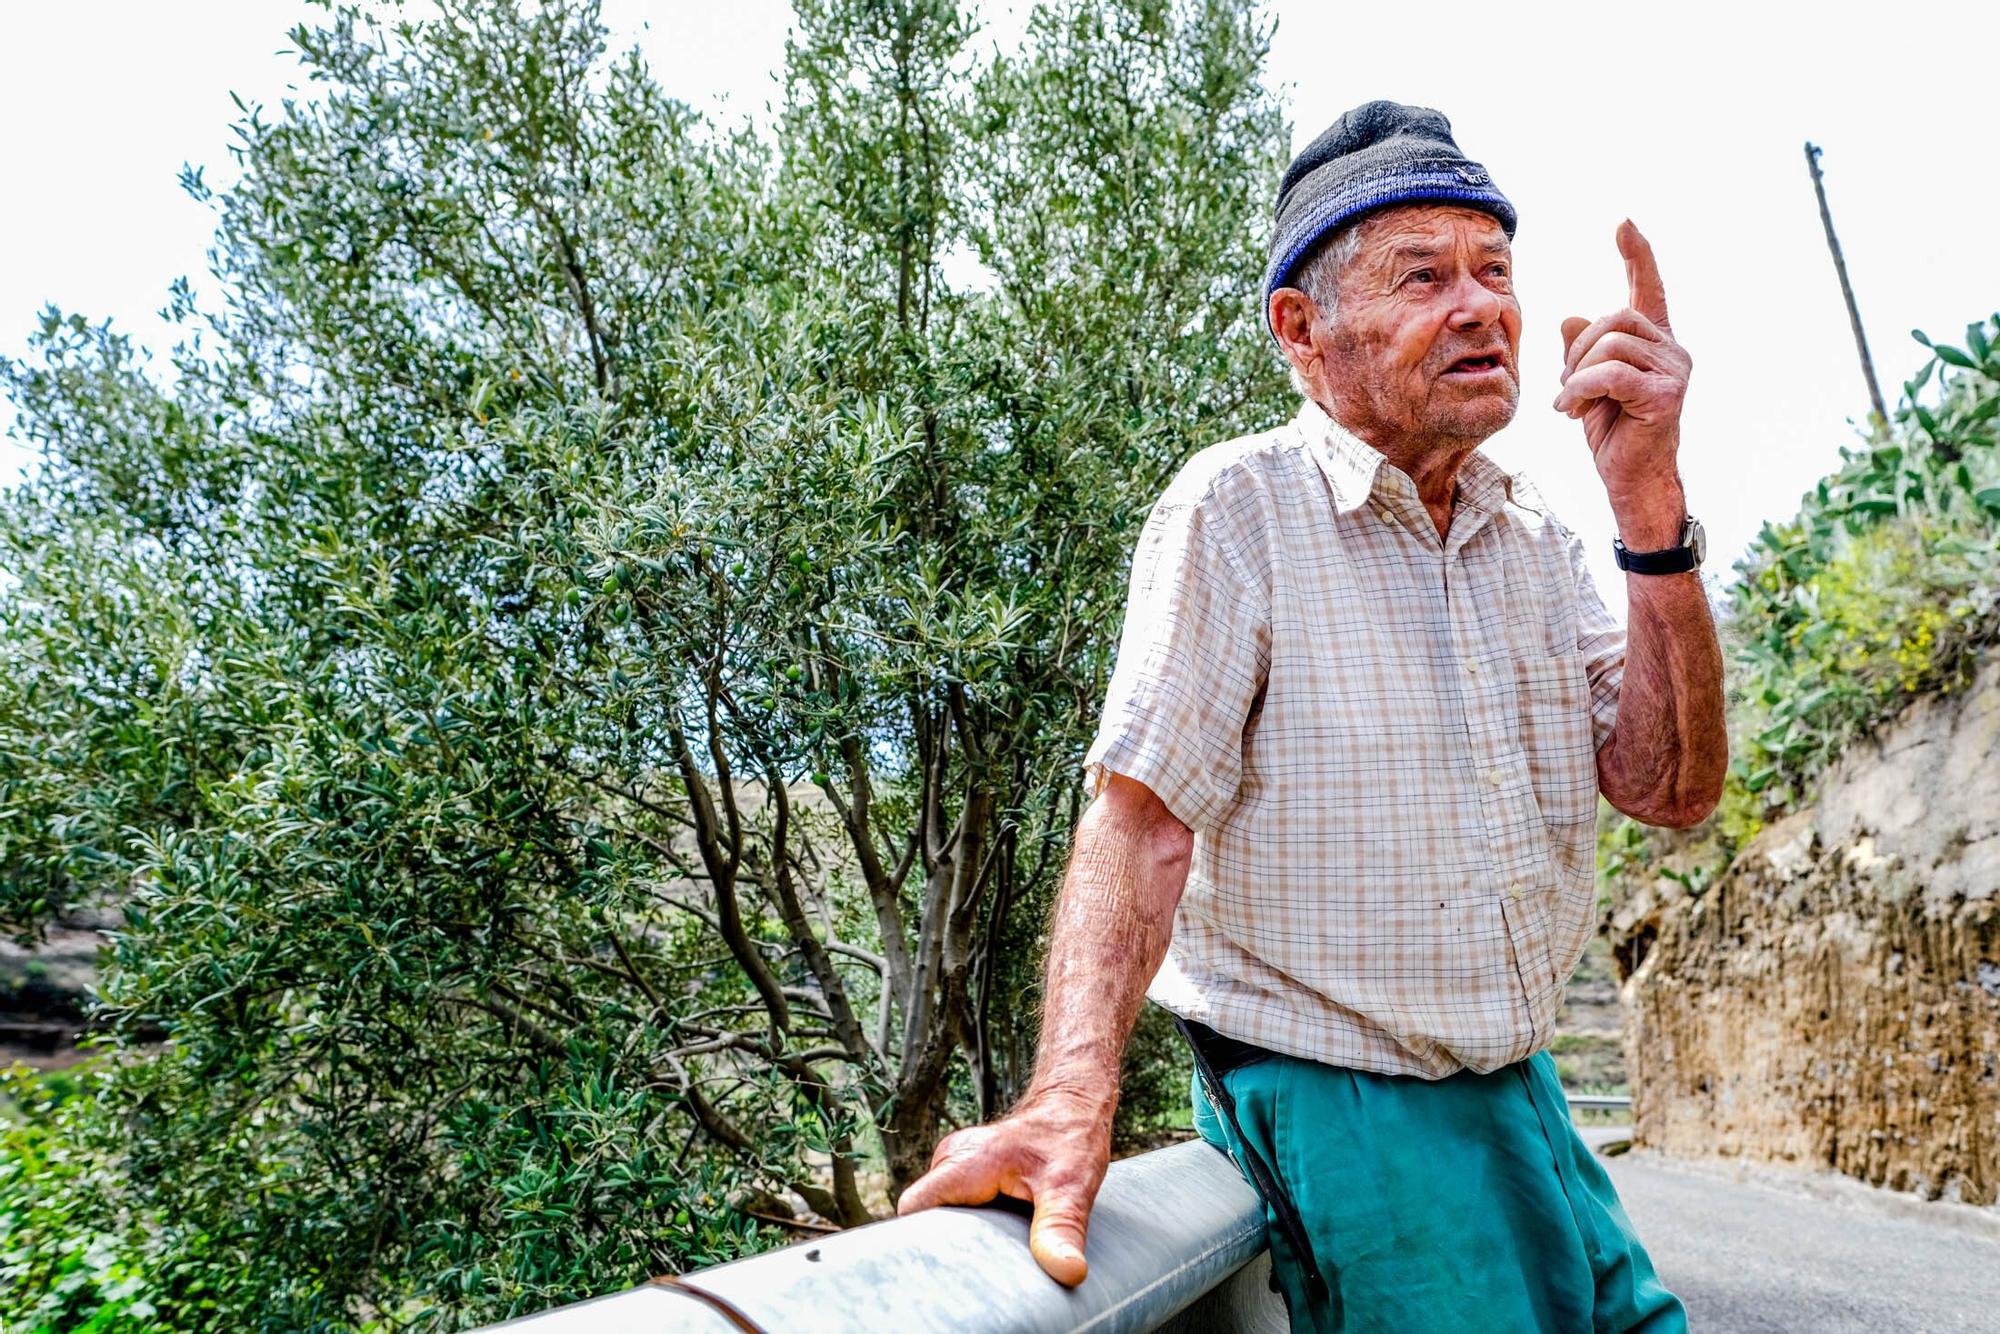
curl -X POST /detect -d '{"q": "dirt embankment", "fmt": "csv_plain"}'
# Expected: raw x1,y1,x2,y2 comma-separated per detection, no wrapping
1611,655,2000,1203
0,908,115,1070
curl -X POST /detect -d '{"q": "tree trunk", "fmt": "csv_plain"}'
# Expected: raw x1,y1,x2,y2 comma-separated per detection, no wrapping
880,1059,954,1201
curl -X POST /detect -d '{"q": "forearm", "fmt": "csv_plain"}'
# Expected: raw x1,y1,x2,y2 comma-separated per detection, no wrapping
1026,777,1193,1117
1555,220,1723,826
1598,485,1727,826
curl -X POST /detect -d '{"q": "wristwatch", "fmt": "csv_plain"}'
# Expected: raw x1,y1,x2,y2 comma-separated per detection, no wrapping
1613,516,1706,575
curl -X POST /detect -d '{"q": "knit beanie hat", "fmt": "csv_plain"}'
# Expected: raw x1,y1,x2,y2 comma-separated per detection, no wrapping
1263,100,1516,339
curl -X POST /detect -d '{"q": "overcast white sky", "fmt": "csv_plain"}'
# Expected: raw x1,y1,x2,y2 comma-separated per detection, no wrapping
4,1,1998,608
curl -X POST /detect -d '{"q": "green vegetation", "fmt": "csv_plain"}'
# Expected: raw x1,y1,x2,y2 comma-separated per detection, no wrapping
1725,316,2000,838
1602,317,2000,886
1547,1033,1626,1096
0,0,1290,1328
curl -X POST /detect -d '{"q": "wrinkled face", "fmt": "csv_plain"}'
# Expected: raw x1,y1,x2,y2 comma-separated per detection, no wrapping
1289,204,1522,446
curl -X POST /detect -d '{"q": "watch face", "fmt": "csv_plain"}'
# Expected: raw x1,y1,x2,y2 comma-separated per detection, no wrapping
1687,517,1707,565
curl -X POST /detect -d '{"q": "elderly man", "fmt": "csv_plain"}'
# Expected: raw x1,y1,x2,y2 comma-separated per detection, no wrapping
899,101,1723,1331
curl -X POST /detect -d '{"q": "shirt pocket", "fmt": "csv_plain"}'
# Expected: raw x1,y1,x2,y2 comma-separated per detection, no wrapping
1512,652,1598,831
1496,529,1581,660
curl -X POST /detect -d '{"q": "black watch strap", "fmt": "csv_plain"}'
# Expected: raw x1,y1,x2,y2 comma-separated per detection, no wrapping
1613,517,1704,575
1613,541,1697,575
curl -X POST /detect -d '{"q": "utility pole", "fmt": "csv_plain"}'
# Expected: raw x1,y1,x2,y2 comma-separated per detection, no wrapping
1804,142,1889,429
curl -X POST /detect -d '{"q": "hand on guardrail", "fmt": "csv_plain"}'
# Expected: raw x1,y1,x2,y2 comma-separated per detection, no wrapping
895,1088,1114,1287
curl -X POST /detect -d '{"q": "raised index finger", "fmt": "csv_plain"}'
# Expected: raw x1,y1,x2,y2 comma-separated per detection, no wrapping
1617,219,1671,332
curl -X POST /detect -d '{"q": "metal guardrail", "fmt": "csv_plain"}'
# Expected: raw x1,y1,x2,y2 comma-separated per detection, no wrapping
487,1139,1283,1333
487,1094,1630,1332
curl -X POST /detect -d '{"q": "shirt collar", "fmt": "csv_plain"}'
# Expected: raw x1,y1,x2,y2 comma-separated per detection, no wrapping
1294,396,1527,520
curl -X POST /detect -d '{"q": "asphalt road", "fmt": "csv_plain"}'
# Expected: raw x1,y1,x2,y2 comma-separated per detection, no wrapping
1603,1149,2000,1332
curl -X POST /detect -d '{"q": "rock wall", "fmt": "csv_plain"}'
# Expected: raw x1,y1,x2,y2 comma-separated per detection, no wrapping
1612,654,2000,1204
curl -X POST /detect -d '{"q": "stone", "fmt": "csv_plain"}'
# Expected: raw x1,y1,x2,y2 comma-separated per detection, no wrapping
1612,653,2000,1206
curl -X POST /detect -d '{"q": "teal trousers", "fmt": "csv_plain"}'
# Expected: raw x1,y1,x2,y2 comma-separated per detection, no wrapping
1191,1049,1686,1333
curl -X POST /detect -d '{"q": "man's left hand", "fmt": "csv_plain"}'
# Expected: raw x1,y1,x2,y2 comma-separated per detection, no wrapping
1553,220,1692,549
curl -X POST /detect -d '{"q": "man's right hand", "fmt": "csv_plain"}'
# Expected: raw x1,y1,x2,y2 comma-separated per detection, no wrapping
894,1087,1114,1287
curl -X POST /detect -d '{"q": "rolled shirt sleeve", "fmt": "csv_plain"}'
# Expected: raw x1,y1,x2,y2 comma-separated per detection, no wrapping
1084,496,1270,831
1568,531,1628,751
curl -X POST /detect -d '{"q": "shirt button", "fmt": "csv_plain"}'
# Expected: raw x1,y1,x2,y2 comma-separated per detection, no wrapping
1486,769,1506,787
1507,883,1525,900
1463,659,1479,676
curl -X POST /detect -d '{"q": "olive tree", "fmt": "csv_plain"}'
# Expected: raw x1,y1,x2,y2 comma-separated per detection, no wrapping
0,0,1288,1325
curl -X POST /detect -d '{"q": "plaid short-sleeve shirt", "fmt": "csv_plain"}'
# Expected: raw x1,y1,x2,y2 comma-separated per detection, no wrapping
1085,398,1627,1078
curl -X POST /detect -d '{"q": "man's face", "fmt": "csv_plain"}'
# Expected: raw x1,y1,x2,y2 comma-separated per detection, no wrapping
1302,205,1522,446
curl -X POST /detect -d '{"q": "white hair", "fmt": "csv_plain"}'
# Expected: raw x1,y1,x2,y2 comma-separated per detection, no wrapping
1293,223,1363,314
1283,222,1365,395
